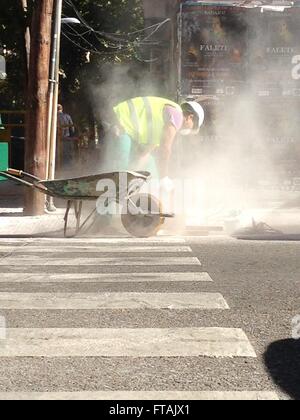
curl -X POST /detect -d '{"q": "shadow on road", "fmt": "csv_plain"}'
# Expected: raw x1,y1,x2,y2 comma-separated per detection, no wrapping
0,232,64,239
264,339,300,400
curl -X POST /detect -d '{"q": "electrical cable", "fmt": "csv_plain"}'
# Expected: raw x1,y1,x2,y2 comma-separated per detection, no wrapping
62,0,170,61
64,0,170,44
62,31,134,56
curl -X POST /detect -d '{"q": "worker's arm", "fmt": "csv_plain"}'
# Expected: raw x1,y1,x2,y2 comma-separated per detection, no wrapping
158,123,177,179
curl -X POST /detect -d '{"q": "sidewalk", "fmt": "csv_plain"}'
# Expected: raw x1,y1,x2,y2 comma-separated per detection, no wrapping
1,180,300,237
0,180,24,208
0,180,75,237
0,180,134,237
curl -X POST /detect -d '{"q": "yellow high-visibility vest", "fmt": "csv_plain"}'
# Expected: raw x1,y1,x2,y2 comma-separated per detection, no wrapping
113,97,181,146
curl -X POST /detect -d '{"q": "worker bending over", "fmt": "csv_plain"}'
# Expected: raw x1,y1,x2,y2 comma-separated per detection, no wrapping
106,96,205,191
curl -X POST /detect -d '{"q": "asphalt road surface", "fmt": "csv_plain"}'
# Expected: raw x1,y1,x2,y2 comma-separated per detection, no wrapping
0,235,299,400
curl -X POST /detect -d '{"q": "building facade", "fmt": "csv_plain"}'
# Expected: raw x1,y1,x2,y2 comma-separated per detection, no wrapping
142,0,180,99
142,0,300,192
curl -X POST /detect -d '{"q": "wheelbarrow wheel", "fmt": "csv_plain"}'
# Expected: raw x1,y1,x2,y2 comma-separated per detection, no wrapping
121,193,164,238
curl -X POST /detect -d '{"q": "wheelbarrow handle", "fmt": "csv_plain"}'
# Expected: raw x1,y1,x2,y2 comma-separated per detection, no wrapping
7,168,23,177
7,168,41,182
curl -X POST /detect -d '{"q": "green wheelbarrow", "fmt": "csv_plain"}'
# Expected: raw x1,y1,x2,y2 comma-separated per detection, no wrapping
0,168,174,238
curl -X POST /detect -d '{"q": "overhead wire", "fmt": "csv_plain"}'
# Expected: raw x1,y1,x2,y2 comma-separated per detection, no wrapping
62,31,135,56
62,0,171,61
64,0,170,45
64,0,131,43
63,21,123,50
62,24,134,57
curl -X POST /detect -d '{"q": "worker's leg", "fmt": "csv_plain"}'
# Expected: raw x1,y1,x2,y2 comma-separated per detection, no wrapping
96,133,132,233
105,133,132,171
145,154,159,178
117,134,132,171
134,152,159,178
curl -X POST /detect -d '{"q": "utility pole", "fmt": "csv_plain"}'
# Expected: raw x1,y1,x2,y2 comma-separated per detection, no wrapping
46,0,63,212
20,0,31,71
24,0,54,216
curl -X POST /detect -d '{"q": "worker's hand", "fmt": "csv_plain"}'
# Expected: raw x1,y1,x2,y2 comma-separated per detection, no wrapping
160,176,174,193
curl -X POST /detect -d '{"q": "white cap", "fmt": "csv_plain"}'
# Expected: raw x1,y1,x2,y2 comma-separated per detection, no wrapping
182,100,205,132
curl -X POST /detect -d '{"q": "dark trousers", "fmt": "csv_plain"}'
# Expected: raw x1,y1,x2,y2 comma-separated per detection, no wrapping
63,139,75,166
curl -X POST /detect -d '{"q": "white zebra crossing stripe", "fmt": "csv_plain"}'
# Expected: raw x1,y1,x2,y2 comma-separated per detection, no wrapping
0,246,193,254
0,237,267,396
0,237,186,245
0,272,213,283
0,292,228,310
0,391,279,400
0,256,201,266
0,328,256,357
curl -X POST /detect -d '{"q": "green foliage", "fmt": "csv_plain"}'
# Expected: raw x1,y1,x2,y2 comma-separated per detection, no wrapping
60,0,145,120
0,0,29,108
0,0,145,116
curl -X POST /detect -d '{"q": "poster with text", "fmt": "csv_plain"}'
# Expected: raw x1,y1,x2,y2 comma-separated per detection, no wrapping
180,5,248,98
248,9,300,98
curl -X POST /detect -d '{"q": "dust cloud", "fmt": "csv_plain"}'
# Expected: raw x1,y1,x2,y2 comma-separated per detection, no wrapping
83,8,300,235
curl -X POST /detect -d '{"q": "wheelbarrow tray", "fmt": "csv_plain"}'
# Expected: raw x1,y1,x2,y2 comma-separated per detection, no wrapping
0,169,153,238
0,169,150,200
38,171,150,200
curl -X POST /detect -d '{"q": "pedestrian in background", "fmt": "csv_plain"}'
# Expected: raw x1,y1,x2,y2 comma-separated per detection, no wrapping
57,104,76,169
